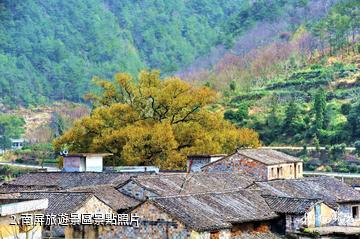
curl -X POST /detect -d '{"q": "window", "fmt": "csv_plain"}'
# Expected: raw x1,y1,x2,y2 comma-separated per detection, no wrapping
352,206,359,219
271,168,274,177
277,168,280,177
291,216,295,229
278,167,283,177
290,165,293,175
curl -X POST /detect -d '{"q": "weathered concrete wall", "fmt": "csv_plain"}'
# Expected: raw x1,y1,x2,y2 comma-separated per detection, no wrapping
267,162,303,180
306,203,336,228
202,154,268,180
285,203,336,233
338,203,360,226
285,215,304,233
99,201,191,239
118,180,158,201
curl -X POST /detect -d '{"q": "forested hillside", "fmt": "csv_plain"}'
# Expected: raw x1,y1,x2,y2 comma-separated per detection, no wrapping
211,0,360,147
0,0,337,107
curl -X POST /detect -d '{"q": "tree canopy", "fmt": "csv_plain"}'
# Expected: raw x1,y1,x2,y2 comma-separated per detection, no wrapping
0,114,25,150
53,70,260,169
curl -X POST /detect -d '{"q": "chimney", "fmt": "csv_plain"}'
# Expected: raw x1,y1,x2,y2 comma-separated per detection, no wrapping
62,153,112,172
187,154,226,173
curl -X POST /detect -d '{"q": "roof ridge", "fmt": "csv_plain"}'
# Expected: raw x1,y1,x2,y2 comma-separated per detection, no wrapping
0,191,94,194
151,188,261,199
263,195,322,201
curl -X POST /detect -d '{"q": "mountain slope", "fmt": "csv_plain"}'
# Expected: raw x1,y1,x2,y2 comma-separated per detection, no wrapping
0,0,247,106
0,0,340,107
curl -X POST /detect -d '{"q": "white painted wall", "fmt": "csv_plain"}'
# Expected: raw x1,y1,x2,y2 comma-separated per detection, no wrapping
85,156,103,172
0,199,48,216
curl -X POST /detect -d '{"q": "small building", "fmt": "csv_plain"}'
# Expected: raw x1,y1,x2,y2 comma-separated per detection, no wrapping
0,198,48,239
2,192,114,239
62,153,112,172
264,196,337,234
10,138,25,151
201,149,303,180
186,154,227,172
0,172,140,213
251,176,360,234
100,190,279,239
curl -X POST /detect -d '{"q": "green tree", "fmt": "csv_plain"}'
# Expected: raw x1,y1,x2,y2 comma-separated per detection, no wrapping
0,114,25,151
283,101,304,136
54,70,260,169
313,134,320,152
314,88,326,133
224,103,249,126
347,102,360,139
354,140,360,157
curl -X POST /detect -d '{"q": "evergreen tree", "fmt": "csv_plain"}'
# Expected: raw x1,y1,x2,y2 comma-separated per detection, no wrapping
314,88,326,133
283,101,304,136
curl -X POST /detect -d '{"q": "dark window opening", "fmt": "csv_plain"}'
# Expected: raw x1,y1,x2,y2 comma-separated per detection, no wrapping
352,206,359,219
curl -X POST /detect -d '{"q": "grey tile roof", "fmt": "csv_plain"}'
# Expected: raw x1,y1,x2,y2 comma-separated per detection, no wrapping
1,173,142,212
203,149,301,169
69,185,139,211
263,196,322,214
237,149,302,165
6,172,135,188
149,190,278,231
0,184,61,192
119,172,255,197
253,176,360,204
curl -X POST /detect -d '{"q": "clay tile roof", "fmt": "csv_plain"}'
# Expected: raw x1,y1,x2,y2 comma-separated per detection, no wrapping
149,190,278,231
119,172,255,197
2,192,95,214
263,196,322,214
69,185,139,211
253,176,360,204
6,172,135,189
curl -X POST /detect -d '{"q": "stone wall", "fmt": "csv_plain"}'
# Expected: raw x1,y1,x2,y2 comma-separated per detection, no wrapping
285,203,337,233
202,154,268,180
338,203,360,226
285,215,304,233
75,196,114,215
99,201,191,239
118,180,158,201
45,196,114,239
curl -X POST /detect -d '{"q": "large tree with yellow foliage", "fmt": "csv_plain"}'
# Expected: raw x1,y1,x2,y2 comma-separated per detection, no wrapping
54,70,260,169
